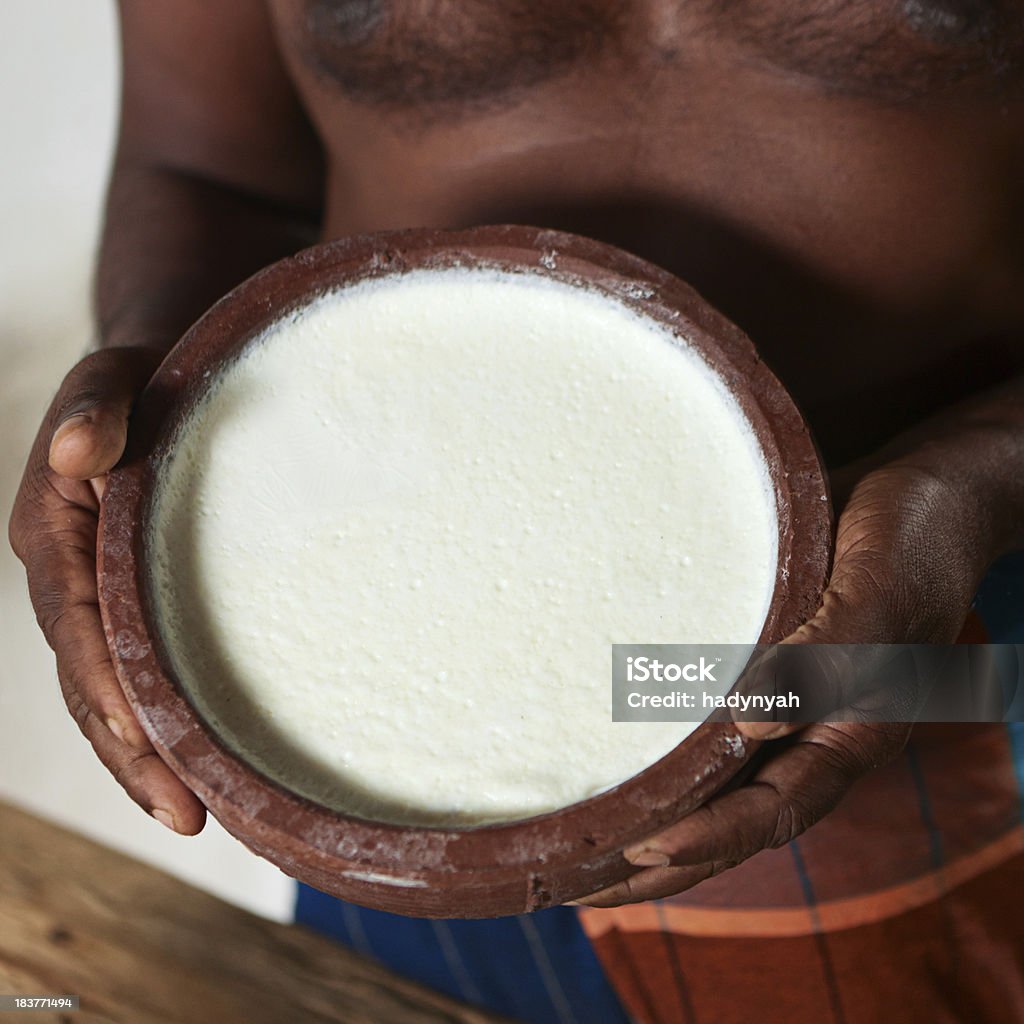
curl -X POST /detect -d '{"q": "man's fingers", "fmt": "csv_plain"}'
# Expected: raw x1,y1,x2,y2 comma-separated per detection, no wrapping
47,347,161,480
579,724,908,907
32,535,206,833
733,465,973,740
624,724,906,870
20,490,205,830
24,502,106,646
30,544,204,831
53,599,151,751
733,644,859,739
31,542,206,832
733,643,915,740
731,492,895,739
738,719,803,741
24,509,138,742
577,863,718,908
77,705,207,835
50,411,131,481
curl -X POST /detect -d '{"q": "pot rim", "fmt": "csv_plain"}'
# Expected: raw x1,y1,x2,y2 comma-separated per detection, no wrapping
97,224,832,914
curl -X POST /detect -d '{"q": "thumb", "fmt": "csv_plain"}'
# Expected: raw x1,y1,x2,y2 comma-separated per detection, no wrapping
734,473,904,740
48,347,162,481
734,463,978,740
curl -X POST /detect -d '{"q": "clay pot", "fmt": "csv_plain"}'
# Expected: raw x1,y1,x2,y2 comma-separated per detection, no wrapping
97,225,831,918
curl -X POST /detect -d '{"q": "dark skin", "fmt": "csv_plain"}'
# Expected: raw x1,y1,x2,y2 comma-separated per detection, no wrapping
9,0,1024,904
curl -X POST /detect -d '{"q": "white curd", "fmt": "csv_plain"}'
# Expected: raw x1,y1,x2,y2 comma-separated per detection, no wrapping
150,268,777,825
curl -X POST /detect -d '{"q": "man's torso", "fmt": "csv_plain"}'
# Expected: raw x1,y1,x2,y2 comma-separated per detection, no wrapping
264,0,1024,461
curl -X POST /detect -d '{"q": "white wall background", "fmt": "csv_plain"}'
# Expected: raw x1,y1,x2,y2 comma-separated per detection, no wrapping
0,0,293,922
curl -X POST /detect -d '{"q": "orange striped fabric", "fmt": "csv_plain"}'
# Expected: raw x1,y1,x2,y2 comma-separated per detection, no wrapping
579,723,1024,1023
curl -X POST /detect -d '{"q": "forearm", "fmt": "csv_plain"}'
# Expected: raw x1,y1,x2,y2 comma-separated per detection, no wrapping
95,158,321,354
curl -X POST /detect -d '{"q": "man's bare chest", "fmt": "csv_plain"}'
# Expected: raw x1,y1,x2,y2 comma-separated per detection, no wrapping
269,0,1024,116
264,0,1024,462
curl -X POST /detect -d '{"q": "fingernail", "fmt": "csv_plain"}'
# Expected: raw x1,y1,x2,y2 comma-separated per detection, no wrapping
48,414,93,467
152,808,177,832
106,715,147,751
51,413,91,447
739,722,790,740
625,849,670,867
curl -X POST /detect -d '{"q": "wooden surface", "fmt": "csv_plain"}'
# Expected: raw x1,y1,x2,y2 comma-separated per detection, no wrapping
0,801,509,1023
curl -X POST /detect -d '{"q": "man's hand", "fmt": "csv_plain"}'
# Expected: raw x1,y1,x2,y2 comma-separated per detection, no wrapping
579,458,993,906
8,348,206,835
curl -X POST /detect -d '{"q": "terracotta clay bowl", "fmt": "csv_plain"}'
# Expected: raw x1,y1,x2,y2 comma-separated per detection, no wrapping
97,225,831,918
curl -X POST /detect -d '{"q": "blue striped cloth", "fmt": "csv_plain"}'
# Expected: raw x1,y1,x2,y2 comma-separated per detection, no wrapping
295,886,630,1022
